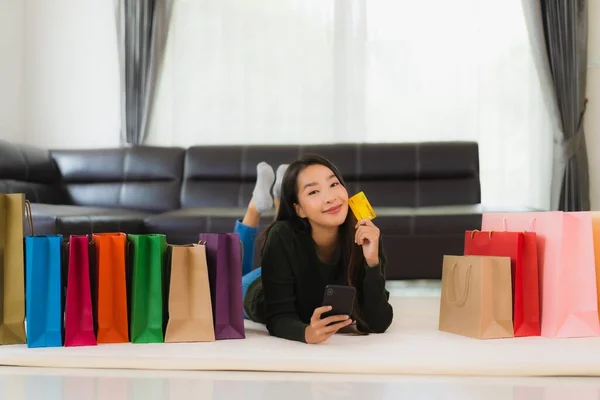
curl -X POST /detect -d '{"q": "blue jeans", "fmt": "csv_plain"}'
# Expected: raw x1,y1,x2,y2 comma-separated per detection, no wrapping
235,220,262,319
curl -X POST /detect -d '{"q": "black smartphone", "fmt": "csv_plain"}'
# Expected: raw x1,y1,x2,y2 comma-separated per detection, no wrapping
321,285,356,319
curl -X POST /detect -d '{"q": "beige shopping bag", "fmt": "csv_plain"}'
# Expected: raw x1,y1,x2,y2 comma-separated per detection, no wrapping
0,193,32,345
439,255,514,339
164,244,215,343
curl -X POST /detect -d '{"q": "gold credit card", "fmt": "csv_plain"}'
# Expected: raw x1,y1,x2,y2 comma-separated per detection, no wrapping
348,191,377,221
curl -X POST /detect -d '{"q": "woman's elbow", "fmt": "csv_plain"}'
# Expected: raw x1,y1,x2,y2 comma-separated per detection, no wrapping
366,306,394,333
370,319,392,334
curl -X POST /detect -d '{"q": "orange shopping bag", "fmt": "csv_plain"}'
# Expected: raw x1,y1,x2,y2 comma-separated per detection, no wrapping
590,212,600,318
93,233,129,343
482,211,600,338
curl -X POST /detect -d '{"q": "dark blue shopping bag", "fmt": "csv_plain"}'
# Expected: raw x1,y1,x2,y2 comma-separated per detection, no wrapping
25,235,64,348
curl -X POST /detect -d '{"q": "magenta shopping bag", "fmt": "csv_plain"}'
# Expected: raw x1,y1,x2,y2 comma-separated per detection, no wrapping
64,235,97,347
198,233,245,340
482,211,600,338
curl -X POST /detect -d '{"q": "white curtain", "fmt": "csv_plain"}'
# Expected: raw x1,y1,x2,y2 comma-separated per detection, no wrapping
148,0,556,211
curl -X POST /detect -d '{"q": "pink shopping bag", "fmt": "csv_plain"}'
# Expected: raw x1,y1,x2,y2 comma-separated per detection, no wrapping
482,211,600,338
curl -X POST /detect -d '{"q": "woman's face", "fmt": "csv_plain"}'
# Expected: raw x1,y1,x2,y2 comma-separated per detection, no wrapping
294,164,349,229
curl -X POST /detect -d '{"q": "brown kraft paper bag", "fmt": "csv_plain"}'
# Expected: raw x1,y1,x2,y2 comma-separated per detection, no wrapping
0,194,31,344
439,255,514,339
164,244,215,343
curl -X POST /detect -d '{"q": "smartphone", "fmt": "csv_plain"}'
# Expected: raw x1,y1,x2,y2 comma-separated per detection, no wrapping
321,285,356,319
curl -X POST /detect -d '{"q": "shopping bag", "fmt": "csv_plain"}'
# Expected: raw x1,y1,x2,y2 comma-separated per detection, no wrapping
0,194,30,345
25,234,64,348
439,255,514,339
128,234,166,344
93,233,129,343
482,212,600,338
591,212,600,322
464,230,540,336
592,212,600,322
164,244,215,343
64,235,97,347
199,233,245,340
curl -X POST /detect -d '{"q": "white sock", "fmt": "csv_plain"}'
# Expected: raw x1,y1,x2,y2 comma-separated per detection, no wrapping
252,162,275,213
273,164,289,200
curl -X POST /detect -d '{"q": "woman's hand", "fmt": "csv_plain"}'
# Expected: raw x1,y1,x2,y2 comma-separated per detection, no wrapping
305,306,352,344
355,218,380,267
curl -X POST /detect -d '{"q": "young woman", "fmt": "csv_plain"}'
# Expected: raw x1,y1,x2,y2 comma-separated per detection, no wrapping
233,156,393,344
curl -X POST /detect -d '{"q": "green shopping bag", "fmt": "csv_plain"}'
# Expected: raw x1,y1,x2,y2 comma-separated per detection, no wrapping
127,234,167,344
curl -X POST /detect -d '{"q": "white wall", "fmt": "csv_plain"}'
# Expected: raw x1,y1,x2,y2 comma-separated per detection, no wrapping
586,0,600,210
0,0,121,149
0,0,25,142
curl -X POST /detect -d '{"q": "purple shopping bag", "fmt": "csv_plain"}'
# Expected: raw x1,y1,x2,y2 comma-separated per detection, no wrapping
199,233,245,340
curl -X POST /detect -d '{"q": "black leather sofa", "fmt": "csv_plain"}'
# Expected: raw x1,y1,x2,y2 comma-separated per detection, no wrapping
0,139,486,280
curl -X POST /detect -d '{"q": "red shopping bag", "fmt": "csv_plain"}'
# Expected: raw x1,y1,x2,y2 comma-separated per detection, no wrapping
64,235,97,347
464,230,540,337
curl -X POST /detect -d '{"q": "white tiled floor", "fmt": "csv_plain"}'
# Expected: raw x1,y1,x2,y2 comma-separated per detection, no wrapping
1,280,598,399
2,368,600,400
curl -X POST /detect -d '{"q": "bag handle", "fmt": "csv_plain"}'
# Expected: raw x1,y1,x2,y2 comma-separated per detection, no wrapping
502,216,536,232
469,229,492,240
445,263,472,306
24,199,34,235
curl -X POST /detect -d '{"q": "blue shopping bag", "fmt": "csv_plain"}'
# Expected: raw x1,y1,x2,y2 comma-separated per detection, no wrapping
25,235,64,348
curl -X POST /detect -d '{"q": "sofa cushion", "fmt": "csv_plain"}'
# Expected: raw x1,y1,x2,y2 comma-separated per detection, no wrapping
181,142,481,209
0,140,61,183
358,142,480,207
0,140,67,204
144,208,276,245
0,180,66,204
50,146,186,213
373,205,483,234
30,204,149,236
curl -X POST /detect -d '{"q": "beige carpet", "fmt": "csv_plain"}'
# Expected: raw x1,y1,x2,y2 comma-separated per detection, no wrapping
1,296,600,376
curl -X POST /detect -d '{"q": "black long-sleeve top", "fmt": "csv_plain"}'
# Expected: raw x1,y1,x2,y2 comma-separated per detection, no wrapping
258,220,394,343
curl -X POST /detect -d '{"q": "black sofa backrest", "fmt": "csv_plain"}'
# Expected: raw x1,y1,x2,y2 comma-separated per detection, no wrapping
181,142,480,208
0,140,65,204
0,139,480,211
50,147,186,213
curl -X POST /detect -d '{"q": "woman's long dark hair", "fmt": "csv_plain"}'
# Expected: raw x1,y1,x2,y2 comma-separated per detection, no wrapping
259,154,371,332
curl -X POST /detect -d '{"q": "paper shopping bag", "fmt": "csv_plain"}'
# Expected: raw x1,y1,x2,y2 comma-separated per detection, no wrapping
199,233,245,340
482,212,600,338
64,235,97,347
93,233,129,343
128,234,166,343
439,255,514,339
590,212,600,321
0,194,30,345
464,230,540,336
164,244,215,343
25,234,64,348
